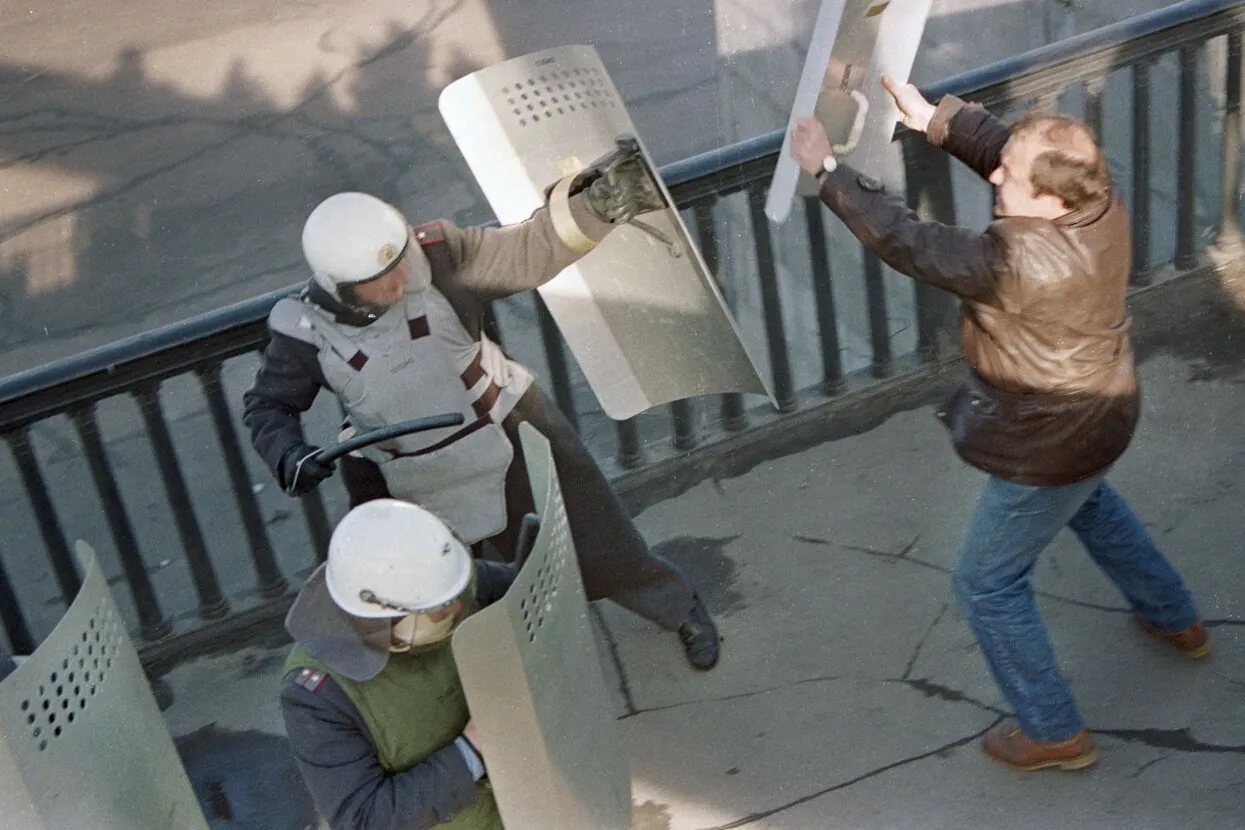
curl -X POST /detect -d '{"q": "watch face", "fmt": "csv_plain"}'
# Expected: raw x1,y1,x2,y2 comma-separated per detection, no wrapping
822,155,838,173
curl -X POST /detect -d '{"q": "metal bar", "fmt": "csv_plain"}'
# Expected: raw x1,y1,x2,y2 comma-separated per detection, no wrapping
661,1,1245,200
1084,76,1106,138
134,383,229,620
534,294,578,432
1221,31,1243,247
197,362,288,599
719,389,748,433
5,428,80,601
920,0,1245,109
1035,89,1061,112
748,183,797,413
615,418,643,470
670,400,699,451
863,252,894,378
0,542,35,655
0,294,283,433
301,493,333,564
802,196,845,395
691,199,748,432
1132,59,1155,283
71,405,172,641
902,140,961,363
1176,44,1201,269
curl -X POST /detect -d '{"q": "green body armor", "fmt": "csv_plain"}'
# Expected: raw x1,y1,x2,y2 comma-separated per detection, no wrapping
286,644,502,829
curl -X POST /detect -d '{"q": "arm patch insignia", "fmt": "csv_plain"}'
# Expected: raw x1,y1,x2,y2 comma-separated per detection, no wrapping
413,222,446,247
290,667,327,693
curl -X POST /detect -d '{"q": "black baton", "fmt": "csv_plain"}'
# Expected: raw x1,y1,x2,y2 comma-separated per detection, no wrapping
313,413,465,464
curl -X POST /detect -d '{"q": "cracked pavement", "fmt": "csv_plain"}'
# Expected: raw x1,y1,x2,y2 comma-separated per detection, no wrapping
594,343,1245,830
160,332,1245,829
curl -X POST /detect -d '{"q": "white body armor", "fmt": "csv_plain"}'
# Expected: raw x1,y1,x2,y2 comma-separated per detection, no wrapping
271,276,533,543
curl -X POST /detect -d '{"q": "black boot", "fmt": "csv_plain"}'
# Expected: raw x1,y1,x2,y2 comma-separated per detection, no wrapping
677,598,720,670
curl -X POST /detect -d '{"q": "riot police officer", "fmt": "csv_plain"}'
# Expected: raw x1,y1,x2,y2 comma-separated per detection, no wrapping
243,165,719,670
282,499,506,830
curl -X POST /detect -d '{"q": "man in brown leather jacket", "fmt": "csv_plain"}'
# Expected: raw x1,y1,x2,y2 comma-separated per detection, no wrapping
789,77,1208,771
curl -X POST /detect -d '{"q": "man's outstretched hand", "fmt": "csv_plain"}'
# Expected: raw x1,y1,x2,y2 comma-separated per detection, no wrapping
790,116,833,177
882,74,936,133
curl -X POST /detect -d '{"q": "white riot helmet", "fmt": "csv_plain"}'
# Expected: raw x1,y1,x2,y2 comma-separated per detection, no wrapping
325,499,473,620
301,192,430,315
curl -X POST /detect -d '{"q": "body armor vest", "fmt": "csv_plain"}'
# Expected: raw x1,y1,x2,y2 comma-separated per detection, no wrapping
285,645,502,830
271,274,533,543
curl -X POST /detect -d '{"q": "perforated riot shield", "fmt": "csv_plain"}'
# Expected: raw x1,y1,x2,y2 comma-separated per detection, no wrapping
766,0,933,223
0,542,207,830
451,423,630,829
439,45,774,420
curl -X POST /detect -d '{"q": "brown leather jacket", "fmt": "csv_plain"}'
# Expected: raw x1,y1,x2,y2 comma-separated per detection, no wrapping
816,95,1139,486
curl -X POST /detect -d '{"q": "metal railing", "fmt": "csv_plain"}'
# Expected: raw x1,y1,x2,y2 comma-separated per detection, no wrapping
0,0,1242,667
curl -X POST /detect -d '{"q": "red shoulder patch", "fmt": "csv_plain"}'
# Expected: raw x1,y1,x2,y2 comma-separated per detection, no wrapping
290,667,327,693
412,222,446,247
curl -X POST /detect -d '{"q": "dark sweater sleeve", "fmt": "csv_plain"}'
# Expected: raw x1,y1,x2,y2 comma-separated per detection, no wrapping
241,330,326,482
280,672,481,830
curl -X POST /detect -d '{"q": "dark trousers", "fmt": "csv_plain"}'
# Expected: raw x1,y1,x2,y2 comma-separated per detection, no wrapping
341,384,697,630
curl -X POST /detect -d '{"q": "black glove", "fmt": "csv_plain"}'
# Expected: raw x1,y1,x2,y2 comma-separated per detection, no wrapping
581,136,665,225
278,443,335,496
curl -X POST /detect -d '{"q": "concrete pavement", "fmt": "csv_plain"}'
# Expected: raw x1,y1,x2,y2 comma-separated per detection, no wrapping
160,268,1245,830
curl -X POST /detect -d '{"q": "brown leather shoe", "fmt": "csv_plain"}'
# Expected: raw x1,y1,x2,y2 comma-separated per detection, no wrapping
1135,616,1211,659
982,725,1099,771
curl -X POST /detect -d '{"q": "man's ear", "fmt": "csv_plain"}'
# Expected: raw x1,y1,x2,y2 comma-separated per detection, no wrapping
1037,192,1071,219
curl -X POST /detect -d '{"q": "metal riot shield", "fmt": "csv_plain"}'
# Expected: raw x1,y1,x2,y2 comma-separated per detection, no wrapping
766,0,934,223
0,542,208,830
451,423,630,829
439,45,775,420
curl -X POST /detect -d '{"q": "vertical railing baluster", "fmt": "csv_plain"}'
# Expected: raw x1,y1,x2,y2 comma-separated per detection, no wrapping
134,383,229,620
302,494,333,563
747,184,797,413
902,138,960,363
71,405,172,641
803,196,845,395
1084,76,1106,139
615,418,643,470
863,252,894,378
1176,44,1200,269
1131,58,1154,284
6,428,80,602
534,294,578,432
670,400,699,451
693,199,747,431
0,543,35,655
197,363,288,599
1220,32,1242,249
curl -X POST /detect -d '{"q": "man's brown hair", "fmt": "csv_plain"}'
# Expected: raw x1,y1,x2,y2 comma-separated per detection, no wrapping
1011,112,1111,212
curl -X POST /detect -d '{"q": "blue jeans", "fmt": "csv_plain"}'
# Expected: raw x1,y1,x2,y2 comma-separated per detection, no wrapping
953,475,1199,742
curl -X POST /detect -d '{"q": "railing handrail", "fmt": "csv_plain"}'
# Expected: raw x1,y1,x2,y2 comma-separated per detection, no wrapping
2,0,1241,431
663,0,1245,189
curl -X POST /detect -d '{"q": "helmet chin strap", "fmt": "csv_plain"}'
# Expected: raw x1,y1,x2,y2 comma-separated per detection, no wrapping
389,612,456,651
337,282,397,321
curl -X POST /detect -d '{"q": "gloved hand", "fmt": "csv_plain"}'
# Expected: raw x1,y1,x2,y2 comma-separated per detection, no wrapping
279,443,335,496
581,137,665,224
